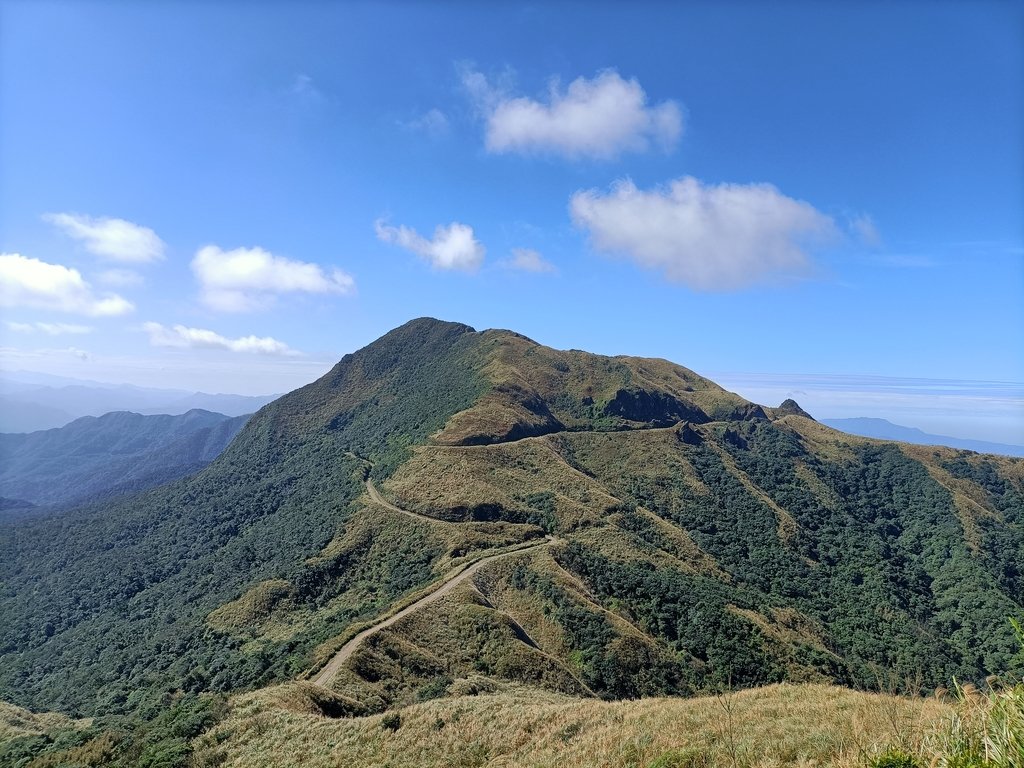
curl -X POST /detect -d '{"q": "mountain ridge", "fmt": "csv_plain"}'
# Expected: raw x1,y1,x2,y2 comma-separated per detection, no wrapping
0,409,250,511
0,374,277,432
0,317,1021,734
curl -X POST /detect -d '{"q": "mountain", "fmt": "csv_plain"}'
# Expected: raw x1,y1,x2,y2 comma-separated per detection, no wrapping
0,409,250,512
0,318,1021,762
0,373,277,432
822,417,1024,458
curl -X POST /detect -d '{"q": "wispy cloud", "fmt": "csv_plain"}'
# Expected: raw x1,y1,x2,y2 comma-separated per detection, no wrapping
191,245,355,312
375,219,485,271
462,67,682,159
848,213,881,246
143,322,299,356
0,253,134,316
404,108,449,137
97,268,145,287
570,176,835,290
873,253,938,269
0,345,331,395
291,73,326,105
43,213,166,263
504,248,556,273
6,321,93,335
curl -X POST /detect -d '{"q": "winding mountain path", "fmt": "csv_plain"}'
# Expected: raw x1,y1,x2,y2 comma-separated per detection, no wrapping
312,477,554,688
365,477,444,525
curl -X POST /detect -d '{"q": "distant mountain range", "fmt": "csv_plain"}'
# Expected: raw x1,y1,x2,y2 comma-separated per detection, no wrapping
821,417,1024,458
0,371,277,432
0,409,250,512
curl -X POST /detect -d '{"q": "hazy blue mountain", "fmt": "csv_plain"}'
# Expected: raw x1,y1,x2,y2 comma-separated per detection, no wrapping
821,417,1024,457
0,372,277,431
0,409,250,510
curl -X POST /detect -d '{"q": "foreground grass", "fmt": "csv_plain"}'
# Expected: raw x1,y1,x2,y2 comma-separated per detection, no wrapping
921,678,1024,768
193,682,950,768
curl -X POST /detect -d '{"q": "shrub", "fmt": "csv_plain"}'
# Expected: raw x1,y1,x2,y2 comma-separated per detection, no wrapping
416,675,452,702
924,617,1024,768
869,749,923,768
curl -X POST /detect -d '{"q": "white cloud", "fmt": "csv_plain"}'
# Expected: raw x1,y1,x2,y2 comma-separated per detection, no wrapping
0,253,134,316
143,322,299,356
374,219,485,272
5,321,92,335
43,213,166,263
191,245,355,312
463,68,682,159
570,176,836,291
505,248,556,273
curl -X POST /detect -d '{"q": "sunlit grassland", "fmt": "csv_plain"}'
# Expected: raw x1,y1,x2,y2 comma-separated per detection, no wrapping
192,682,951,768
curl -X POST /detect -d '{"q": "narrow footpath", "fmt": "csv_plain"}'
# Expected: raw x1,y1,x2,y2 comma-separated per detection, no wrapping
313,478,553,688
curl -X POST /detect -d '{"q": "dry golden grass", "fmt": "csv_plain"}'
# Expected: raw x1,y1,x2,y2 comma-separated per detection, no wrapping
430,331,751,448
316,555,593,709
553,426,713,499
612,354,750,417
207,579,298,637
773,416,864,464
384,439,620,528
208,492,544,648
193,682,951,768
0,701,89,739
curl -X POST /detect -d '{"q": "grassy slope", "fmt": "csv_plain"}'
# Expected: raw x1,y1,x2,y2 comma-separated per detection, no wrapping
193,681,952,768
348,409,1022,705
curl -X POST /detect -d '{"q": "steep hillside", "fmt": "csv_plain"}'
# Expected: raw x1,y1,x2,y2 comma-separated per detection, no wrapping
0,318,1021,742
0,409,250,510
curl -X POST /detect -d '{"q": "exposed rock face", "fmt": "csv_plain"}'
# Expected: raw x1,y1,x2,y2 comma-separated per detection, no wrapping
600,388,709,426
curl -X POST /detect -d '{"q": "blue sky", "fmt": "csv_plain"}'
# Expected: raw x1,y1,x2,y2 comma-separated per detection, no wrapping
1,1,1022,442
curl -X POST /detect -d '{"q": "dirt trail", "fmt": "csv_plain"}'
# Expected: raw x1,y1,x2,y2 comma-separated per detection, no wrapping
365,477,444,525
313,480,553,687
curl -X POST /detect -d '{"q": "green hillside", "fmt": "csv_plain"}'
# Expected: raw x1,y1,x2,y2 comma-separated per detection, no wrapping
0,409,249,510
0,318,1021,766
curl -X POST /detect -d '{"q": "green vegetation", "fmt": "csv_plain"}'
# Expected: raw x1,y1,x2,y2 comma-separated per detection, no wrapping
916,617,1024,767
0,319,489,718
0,409,249,510
0,317,1022,765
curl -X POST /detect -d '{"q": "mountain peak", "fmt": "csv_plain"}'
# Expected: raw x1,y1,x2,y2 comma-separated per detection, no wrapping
384,316,476,338
776,398,814,419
